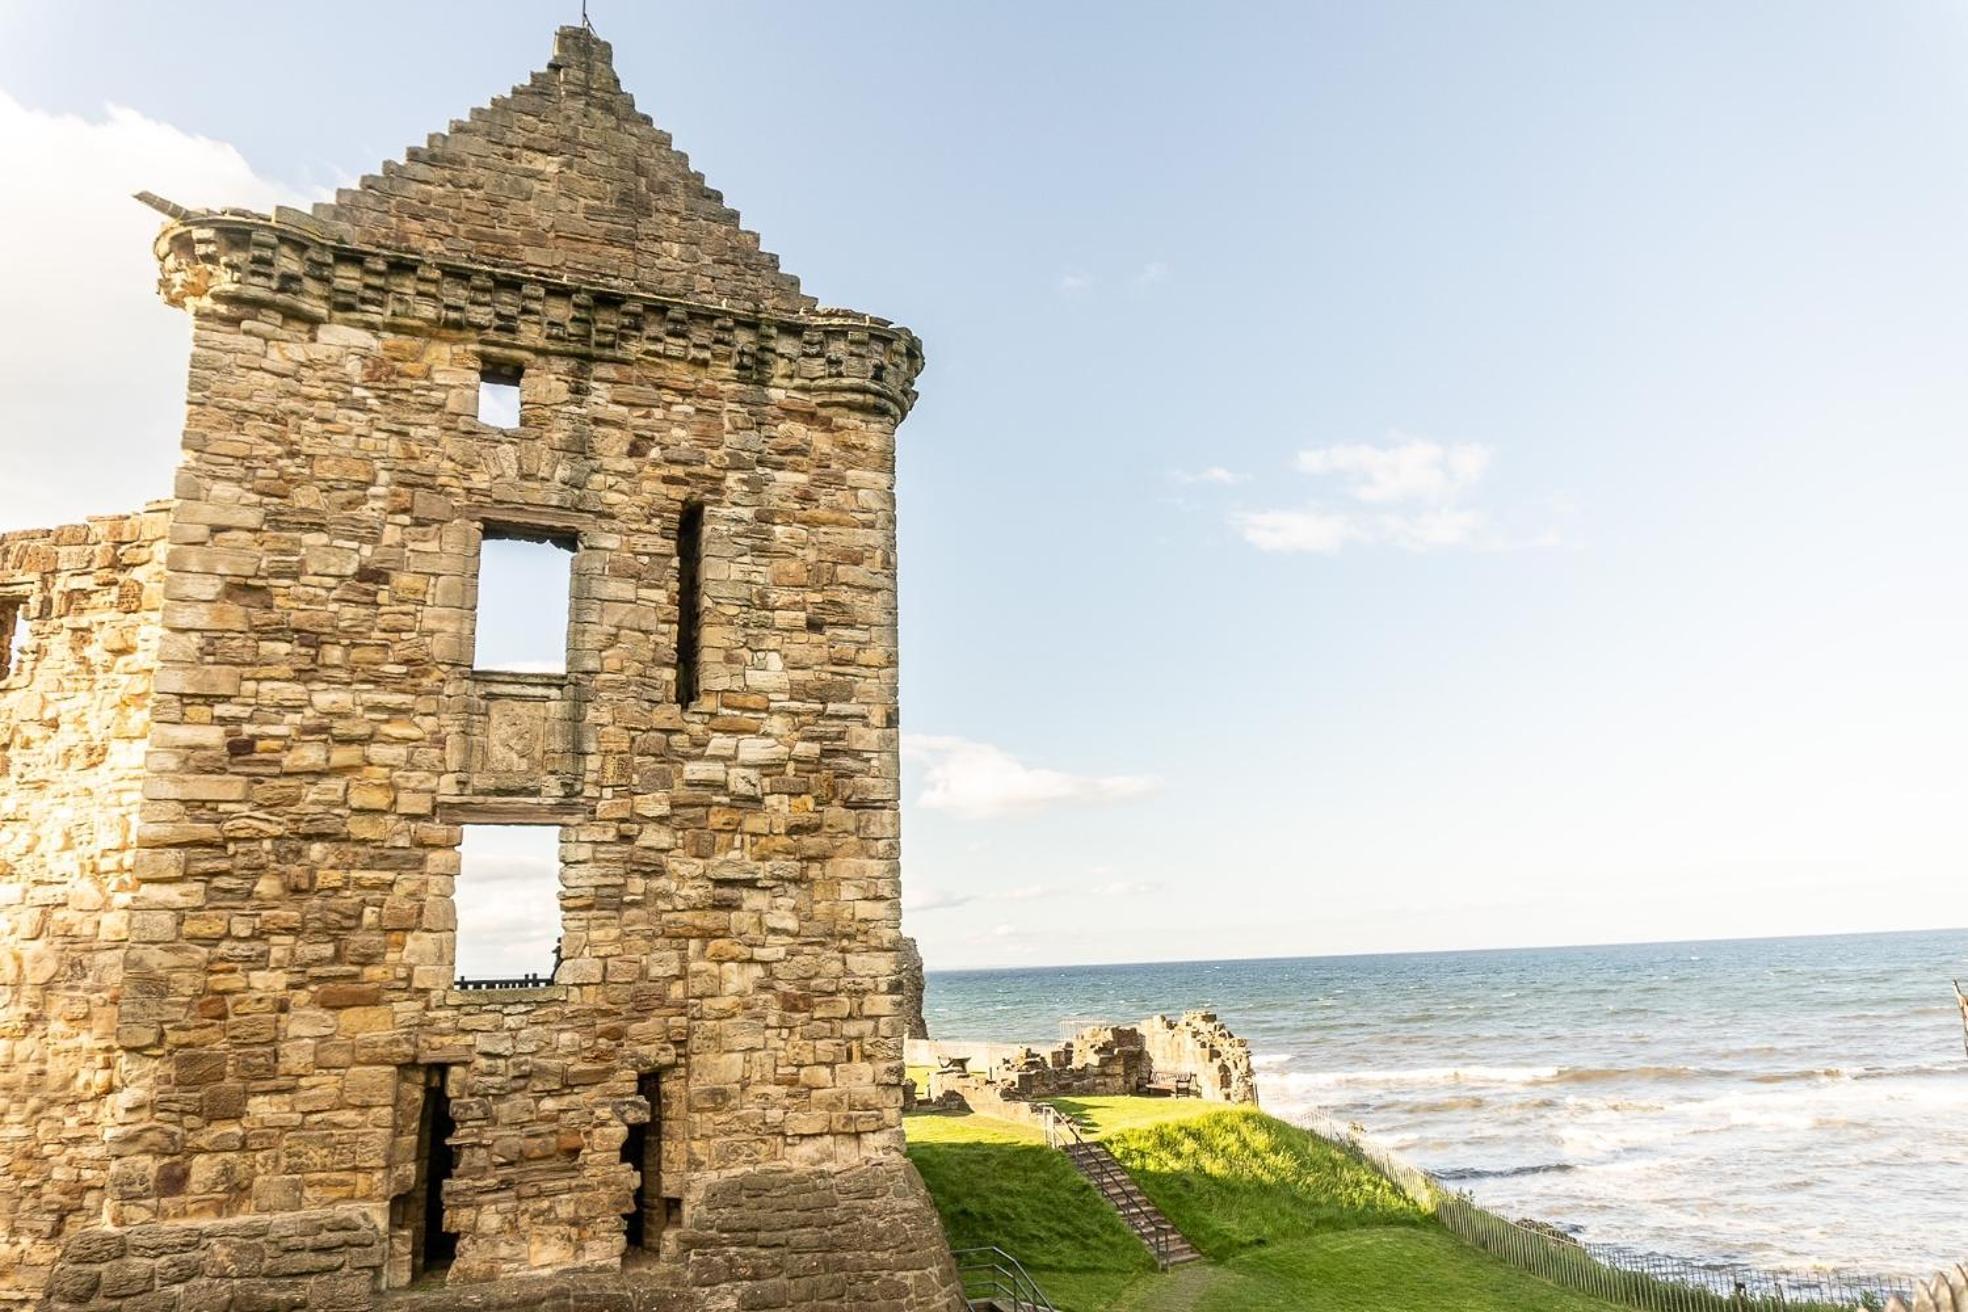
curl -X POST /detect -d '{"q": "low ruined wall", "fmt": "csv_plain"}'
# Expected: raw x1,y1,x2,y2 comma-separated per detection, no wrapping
40,1209,385,1311
911,1012,1260,1109
679,1159,962,1312
1141,1012,1259,1105
38,1161,964,1312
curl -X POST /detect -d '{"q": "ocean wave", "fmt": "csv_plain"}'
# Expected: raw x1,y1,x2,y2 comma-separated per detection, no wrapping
1435,1161,1579,1182
1274,1064,1701,1090
1746,1061,1965,1084
1271,1060,1968,1093
1275,1066,1562,1089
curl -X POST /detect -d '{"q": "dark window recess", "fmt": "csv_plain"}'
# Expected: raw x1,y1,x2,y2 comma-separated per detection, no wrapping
622,1070,663,1249
418,1070,458,1273
478,365,523,429
675,502,704,706
0,600,20,681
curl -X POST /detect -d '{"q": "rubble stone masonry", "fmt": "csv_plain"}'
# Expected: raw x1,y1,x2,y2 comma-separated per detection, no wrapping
0,26,962,1312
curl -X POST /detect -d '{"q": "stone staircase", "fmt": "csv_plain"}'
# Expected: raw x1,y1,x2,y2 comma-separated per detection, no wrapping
1059,1140,1200,1268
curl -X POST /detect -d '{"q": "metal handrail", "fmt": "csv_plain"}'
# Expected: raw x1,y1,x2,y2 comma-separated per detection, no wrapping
953,1246,1060,1311
1037,1104,1179,1269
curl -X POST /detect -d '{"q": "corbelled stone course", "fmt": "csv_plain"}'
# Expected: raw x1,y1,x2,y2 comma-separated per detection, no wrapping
0,25,961,1312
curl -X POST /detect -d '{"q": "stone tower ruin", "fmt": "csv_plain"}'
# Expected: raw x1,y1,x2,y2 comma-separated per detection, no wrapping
0,27,961,1311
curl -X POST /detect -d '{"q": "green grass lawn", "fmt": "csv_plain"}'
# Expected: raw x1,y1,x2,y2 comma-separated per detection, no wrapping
1045,1094,1228,1137
906,1099,1628,1312
905,1110,1158,1309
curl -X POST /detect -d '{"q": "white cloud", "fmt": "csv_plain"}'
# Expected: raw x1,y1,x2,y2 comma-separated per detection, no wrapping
1134,260,1170,288
903,734,1160,820
1294,437,1492,505
903,887,976,913
1093,879,1162,897
1235,508,1363,554
1237,433,1554,555
1058,270,1093,294
1170,466,1247,486
0,90,329,532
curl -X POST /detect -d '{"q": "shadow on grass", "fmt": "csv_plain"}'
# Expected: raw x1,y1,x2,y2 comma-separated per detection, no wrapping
908,1134,1157,1312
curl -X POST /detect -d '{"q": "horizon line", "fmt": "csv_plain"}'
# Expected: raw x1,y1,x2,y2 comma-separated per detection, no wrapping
921,921,1968,978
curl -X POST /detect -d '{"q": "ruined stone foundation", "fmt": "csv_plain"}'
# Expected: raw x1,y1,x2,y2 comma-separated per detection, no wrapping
0,26,962,1311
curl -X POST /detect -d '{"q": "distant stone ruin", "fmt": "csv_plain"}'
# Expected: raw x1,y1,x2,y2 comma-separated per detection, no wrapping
907,1011,1260,1120
0,25,961,1312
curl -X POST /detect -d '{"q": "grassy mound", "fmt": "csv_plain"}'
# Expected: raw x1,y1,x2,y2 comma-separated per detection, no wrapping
904,1111,1156,1309
1102,1106,1423,1255
906,1099,1628,1312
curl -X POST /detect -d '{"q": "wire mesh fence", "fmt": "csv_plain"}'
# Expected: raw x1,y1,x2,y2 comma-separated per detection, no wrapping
1292,1107,1913,1312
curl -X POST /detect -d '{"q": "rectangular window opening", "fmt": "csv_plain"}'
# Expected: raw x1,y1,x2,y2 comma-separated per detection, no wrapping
474,529,575,674
0,599,21,682
454,825,562,989
417,1068,458,1274
478,365,523,429
622,1070,662,1252
675,502,704,706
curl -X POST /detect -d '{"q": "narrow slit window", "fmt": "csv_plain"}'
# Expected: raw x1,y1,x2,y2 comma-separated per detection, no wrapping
675,502,704,705
0,600,21,682
454,825,562,989
478,365,523,429
474,530,574,674
622,1070,662,1250
416,1068,457,1274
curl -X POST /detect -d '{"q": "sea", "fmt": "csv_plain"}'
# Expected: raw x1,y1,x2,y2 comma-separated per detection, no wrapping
923,927,1968,1275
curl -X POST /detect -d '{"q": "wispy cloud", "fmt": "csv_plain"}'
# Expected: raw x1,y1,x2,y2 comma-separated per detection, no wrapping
1170,466,1247,486
1058,270,1094,294
1093,879,1162,897
1133,260,1170,288
1294,439,1490,505
902,887,977,913
903,734,1160,820
0,91,331,531
905,875,1160,917
1235,433,1555,555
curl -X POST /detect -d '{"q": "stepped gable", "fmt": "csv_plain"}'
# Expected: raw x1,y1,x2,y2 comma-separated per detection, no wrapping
311,26,817,314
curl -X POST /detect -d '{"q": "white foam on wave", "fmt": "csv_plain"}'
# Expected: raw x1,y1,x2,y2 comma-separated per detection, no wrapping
1273,1065,1562,1089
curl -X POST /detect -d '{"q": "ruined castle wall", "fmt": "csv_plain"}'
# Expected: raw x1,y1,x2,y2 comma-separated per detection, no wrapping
76,195,955,1308
0,511,168,1300
13,27,962,1310
1141,1012,1259,1105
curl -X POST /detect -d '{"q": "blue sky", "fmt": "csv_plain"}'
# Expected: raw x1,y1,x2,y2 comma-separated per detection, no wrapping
3,2,1964,969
